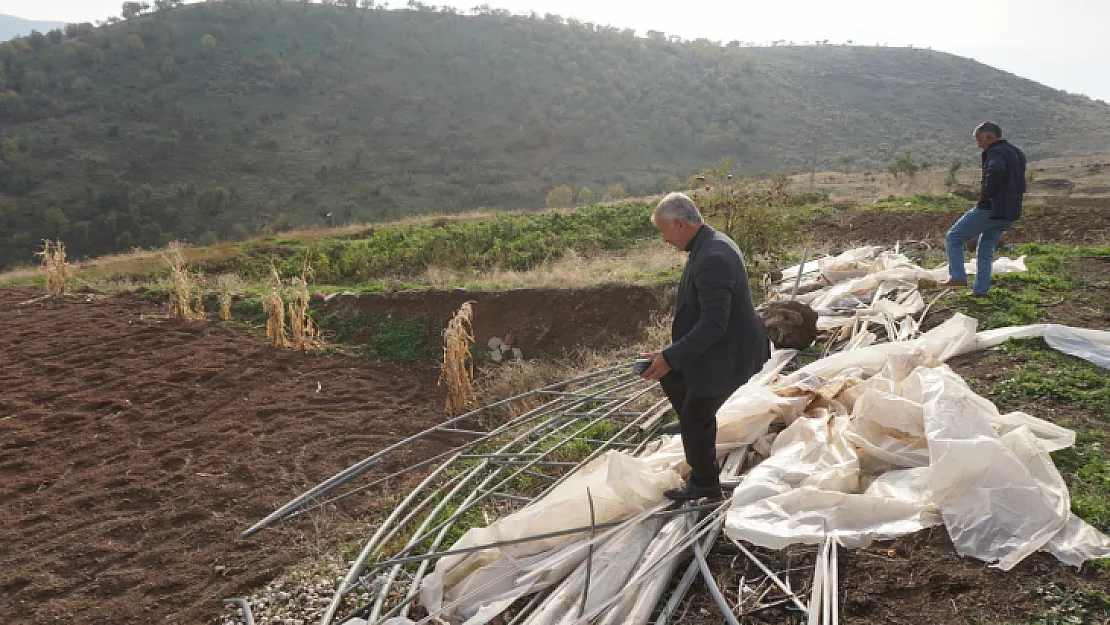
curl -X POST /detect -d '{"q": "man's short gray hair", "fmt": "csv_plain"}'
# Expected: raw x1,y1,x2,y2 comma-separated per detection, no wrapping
975,121,1002,138
654,192,704,224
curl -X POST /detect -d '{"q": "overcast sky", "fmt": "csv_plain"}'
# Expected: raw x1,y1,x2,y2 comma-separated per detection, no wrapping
7,0,1109,101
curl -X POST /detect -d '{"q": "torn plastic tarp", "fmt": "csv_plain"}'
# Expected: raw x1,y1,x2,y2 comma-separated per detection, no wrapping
929,255,1027,282
594,516,687,625
790,247,1026,331
418,452,681,623
725,317,1110,570
977,323,1110,369
521,517,662,625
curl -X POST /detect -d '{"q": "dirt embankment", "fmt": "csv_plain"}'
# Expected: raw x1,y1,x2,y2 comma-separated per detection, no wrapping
323,283,673,356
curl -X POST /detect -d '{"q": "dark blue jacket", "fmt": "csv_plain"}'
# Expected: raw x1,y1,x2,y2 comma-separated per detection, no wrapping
663,225,771,397
977,139,1027,220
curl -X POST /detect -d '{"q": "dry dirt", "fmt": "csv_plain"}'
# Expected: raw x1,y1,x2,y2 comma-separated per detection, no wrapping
808,204,1110,250
0,288,462,625
691,527,1109,625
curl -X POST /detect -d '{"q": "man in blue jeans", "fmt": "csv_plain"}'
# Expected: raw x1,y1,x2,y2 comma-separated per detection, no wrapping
938,122,1027,297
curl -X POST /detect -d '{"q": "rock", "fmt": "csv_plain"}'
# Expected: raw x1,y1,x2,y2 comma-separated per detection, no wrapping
758,300,819,349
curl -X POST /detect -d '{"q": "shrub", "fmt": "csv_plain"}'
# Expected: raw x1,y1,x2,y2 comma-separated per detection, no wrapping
545,184,574,208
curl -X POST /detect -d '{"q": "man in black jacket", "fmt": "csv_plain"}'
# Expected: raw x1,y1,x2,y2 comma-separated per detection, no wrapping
640,192,772,501
938,122,1027,296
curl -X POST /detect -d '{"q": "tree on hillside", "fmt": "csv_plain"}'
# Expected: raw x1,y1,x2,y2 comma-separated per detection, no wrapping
201,34,217,57
944,161,961,187
602,184,626,202
121,2,150,21
160,56,177,81
888,152,919,179
43,207,70,240
196,186,231,217
545,184,574,208
577,187,594,206
124,33,145,55
154,0,183,18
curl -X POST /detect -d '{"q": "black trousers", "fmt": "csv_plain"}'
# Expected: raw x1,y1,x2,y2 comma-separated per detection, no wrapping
659,369,733,488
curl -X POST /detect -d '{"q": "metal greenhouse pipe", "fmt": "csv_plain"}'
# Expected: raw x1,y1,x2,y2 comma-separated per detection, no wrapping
293,376,636,521
319,370,641,625
244,364,635,537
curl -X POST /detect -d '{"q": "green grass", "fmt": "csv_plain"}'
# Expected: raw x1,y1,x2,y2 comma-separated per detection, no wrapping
864,194,969,212
315,310,371,344
364,316,437,363
213,202,659,284
1052,429,1110,535
939,243,1094,330
994,339,1110,417
1029,583,1110,624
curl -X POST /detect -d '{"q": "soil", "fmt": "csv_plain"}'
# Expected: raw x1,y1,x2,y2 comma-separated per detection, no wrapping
808,204,1110,250
0,288,461,625
686,527,1109,625
323,284,672,356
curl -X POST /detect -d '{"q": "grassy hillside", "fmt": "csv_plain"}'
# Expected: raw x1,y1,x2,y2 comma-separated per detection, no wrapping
2,1,1109,269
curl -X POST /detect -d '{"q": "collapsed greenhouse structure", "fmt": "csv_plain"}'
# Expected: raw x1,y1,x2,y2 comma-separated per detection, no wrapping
237,245,1110,625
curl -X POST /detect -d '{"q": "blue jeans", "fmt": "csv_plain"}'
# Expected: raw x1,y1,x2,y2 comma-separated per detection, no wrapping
945,207,1017,295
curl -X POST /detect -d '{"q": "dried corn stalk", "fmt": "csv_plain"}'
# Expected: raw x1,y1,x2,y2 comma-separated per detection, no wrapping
440,301,477,414
262,266,289,348
214,274,239,321
37,240,71,296
163,242,204,321
288,256,322,351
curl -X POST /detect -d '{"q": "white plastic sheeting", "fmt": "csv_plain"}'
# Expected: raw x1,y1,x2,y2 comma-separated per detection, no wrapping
402,312,1110,624
791,247,1027,332
594,516,688,625
725,316,1110,570
977,323,1110,369
521,517,662,625
418,453,681,624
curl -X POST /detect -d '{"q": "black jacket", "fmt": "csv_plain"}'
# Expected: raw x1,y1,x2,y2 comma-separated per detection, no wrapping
662,225,771,397
978,139,1027,220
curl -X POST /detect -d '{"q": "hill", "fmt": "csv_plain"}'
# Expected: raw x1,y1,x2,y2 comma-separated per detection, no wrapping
0,14,65,42
2,1,1110,269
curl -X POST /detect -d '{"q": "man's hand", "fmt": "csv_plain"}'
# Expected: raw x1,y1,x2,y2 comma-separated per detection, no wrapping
639,351,671,381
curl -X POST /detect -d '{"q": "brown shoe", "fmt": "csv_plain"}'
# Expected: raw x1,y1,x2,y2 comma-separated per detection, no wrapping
937,280,968,288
